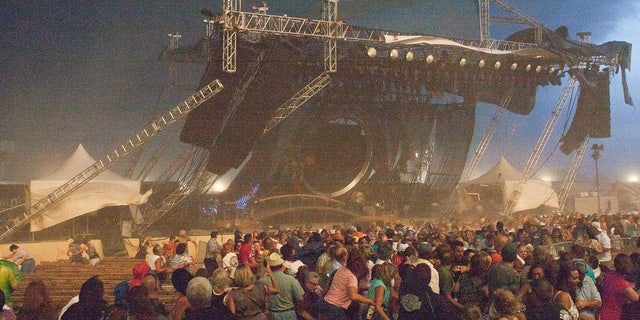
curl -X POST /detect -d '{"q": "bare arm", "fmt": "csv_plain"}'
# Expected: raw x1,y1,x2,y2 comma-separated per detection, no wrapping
372,285,391,320
348,285,374,305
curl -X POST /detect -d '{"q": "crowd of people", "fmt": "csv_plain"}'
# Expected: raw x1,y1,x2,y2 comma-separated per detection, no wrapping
1,212,640,320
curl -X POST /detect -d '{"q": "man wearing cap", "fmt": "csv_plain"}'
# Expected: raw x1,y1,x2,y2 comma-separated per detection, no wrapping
572,259,602,320
412,242,440,294
590,221,611,263
485,242,520,296
259,252,305,320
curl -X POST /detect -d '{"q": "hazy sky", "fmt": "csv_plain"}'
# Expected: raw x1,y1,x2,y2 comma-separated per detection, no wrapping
1,1,638,189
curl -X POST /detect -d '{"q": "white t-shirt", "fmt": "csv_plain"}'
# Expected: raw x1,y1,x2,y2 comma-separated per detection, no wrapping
223,252,238,278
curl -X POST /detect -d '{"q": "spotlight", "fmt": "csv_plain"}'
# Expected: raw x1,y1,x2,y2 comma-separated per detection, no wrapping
390,49,399,59
535,65,542,73
494,61,501,69
510,63,517,70
406,51,414,61
478,59,486,68
459,58,467,67
367,47,377,58
526,64,532,71
426,54,434,64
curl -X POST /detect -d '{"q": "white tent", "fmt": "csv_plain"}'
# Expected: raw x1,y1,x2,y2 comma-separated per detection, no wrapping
29,144,151,232
462,157,559,213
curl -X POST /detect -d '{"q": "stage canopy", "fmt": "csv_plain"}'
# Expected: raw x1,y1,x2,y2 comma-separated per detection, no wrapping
29,144,151,232
462,157,558,213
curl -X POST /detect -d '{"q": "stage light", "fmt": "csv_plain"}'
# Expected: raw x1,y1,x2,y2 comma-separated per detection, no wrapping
478,59,486,68
426,54,434,64
511,63,518,70
459,58,467,67
367,47,377,58
535,65,542,73
406,51,414,61
494,61,501,69
390,49,399,59
526,64,532,71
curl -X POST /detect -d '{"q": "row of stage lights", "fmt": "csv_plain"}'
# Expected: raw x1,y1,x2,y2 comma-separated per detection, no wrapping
366,47,564,76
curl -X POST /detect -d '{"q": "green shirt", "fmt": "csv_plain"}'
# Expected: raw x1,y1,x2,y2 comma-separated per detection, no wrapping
259,271,304,311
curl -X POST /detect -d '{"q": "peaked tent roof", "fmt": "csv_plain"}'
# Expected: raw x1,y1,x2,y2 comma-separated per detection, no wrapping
39,144,133,182
29,144,150,232
463,156,526,185
462,156,558,212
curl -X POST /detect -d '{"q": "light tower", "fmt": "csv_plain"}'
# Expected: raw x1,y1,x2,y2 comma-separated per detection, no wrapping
591,144,604,213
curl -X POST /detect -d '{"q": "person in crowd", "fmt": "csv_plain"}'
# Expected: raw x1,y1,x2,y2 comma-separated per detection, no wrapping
296,232,325,271
457,252,490,311
142,274,170,318
16,279,55,320
130,262,150,289
205,231,221,268
127,285,168,320
105,281,129,320
488,288,526,320
161,236,177,263
316,246,373,320
83,240,100,266
524,279,564,320
228,264,279,320
411,242,439,294
135,236,152,260
598,253,639,320
6,245,35,275
66,239,84,264
517,263,545,299
280,242,306,277
0,290,16,320
363,262,397,320
208,268,234,319
238,234,260,273
571,259,601,320
485,242,520,296
513,244,528,273
258,252,303,319
61,275,108,320
0,260,19,306
171,268,194,320
296,269,323,320
146,244,172,284
176,229,198,255
397,263,460,320
184,276,225,320
553,265,580,320
221,241,239,279
574,227,602,258
170,243,194,272
589,222,611,264
435,245,462,310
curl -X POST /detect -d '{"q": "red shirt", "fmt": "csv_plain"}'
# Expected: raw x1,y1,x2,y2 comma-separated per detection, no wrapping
239,243,252,266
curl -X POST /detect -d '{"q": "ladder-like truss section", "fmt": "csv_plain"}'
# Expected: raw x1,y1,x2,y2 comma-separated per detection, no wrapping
263,73,332,135
132,148,212,235
502,77,578,215
0,80,224,242
558,136,590,212
462,90,513,181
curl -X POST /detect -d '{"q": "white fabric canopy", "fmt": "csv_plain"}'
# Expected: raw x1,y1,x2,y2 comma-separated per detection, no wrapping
29,144,150,232
463,156,558,212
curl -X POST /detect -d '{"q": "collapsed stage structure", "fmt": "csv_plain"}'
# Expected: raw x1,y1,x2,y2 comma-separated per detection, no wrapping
0,1,633,241
177,0,632,220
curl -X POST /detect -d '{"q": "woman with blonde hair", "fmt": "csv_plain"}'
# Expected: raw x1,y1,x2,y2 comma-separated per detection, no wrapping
363,262,398,320
228,264,279,320
489,288,526,320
